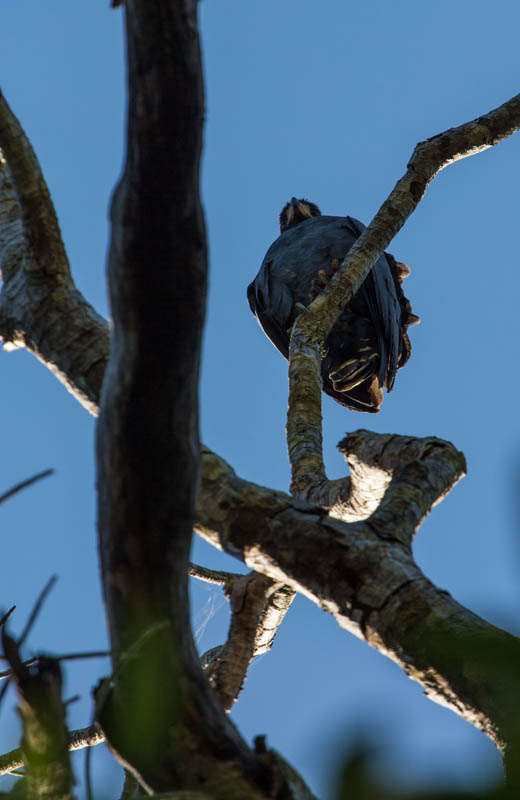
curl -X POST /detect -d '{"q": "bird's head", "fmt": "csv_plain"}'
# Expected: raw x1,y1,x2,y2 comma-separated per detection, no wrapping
279,197,321,233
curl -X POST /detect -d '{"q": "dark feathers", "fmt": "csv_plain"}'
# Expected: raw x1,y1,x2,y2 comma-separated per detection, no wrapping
247,200,418,413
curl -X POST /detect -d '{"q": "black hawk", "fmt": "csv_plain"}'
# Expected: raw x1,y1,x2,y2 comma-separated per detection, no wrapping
247,197,418,413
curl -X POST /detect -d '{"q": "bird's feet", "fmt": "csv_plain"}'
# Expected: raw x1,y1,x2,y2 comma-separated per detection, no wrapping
308,258,341,302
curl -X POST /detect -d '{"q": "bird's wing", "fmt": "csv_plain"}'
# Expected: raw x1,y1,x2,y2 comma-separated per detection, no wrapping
247,261,294,359
345,217,401,390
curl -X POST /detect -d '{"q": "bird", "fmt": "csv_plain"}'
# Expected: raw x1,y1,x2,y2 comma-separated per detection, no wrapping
247,197,418,413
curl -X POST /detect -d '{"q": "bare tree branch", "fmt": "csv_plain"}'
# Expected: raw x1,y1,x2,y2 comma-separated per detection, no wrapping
0,469,53,506
287,92,520,498
0,91,69,281
18,575,58,647
189,563,236,587
196,433,520,759
203,572,295,711
0,724,104,777
0,117,108,416
191,565,294,711
0,652,111,681
0,576,58,709
0,608,15,629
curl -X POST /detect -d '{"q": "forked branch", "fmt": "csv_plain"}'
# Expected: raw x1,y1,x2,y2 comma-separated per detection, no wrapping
287,91,520,497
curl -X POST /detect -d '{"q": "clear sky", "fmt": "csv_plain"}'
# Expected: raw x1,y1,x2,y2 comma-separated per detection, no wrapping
1,2,520,798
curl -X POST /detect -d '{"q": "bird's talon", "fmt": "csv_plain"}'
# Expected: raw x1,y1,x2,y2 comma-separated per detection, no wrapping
328,258,340,277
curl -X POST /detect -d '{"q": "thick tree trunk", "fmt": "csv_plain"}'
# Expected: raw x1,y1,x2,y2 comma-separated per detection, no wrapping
94,1,268,795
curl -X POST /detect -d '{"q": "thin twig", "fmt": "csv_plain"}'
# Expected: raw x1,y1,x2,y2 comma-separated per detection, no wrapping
58,649,111,662
0,469,54,506
0,656,37,679
0,723,105,776
0,576,58,709
0,607,15,628
189,562,237,586
0,650,110,681
0,608,16,711
18,574,58,645
64,694,80,707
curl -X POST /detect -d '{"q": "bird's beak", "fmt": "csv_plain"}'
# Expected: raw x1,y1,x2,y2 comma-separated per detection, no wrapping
291,197,313,221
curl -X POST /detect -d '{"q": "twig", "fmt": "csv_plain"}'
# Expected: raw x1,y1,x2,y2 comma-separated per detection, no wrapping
0,657,37,679
0,723,105,776
0,469,54,506
0,469,54,505
0,607,15,629
0,576,57,709
0,650,110,681
189,562,237,586
64,694,80,707
58,649,111,662
19,574,58,646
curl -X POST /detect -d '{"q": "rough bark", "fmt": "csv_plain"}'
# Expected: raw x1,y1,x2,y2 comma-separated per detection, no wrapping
192,568,295,711
196,437,520,761
287,92,520,498
93,1,278,796
0,97,108,417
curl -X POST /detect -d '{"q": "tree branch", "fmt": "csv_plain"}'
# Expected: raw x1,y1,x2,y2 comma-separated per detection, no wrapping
0,111,108,416
190,565,295,712
201,572,295,711
287,92,520,497
0,469,53,506
189,563,236,587
196,434,520,757
93,1,284,796
0,724,104,777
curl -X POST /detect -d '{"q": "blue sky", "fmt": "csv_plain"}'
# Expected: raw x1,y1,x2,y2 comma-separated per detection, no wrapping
1,2,519,797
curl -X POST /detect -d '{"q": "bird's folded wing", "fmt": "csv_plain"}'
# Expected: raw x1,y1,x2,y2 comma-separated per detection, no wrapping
247,262,293,359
